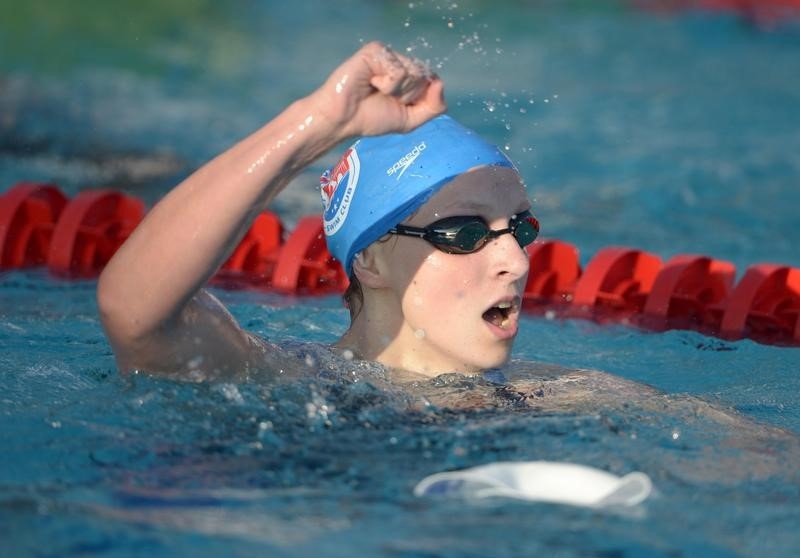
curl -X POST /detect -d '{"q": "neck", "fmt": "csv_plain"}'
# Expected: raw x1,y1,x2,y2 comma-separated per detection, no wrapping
335,291,482,378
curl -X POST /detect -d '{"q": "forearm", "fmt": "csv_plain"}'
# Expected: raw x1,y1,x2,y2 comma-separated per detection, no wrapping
98,95,342,339
97,40,446,366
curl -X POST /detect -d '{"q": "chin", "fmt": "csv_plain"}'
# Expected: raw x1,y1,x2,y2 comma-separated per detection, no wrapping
469,349,512,371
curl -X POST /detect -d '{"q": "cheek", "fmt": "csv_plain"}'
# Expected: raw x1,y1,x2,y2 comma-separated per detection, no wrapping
405,255,476,310
423,253,445,270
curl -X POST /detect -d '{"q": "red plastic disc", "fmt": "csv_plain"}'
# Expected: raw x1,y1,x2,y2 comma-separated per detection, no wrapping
0,182,67,269
47,189,145,276
714,264,800,343
571,247,662,317
272,215,348,295
220,211,284,282
522,239,581,308
641,254,736,330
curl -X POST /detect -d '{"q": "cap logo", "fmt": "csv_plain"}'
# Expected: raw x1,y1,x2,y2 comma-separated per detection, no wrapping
321,147,361,236
386,141,426,179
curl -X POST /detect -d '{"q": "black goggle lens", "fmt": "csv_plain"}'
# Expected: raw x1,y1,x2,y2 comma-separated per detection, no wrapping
513,214,540,246
446,220,492,253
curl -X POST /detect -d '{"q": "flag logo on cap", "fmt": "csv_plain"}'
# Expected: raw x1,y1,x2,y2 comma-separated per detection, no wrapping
321,146,361,236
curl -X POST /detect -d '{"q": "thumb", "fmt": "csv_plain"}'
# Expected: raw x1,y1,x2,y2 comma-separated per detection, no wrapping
402,78,447,132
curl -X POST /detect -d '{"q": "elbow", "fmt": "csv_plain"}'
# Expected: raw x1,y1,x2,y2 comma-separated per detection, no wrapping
97,271,172,376
96,269,145,344
96,270,116,325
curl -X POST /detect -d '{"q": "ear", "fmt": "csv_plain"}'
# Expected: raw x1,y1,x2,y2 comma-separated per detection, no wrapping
352,246,391,289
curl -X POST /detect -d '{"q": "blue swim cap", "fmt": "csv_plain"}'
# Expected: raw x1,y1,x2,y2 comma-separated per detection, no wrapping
320,115,514,274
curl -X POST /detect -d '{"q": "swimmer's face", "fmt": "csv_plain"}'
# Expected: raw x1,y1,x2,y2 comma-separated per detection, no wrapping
380,166,531,374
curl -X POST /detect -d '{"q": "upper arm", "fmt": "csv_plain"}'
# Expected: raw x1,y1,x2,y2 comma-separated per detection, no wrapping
102,288,273,381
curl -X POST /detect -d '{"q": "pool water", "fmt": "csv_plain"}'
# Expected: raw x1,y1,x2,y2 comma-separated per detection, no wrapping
2,1,800,556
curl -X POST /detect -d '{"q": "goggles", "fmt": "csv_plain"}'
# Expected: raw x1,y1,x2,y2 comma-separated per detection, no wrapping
388,210,540,254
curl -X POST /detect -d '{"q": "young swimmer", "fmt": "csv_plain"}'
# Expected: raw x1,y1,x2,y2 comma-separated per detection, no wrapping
96,40,624,410
97,41,530,382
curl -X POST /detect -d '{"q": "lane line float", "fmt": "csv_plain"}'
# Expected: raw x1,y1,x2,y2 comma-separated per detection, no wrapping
2,182,798,346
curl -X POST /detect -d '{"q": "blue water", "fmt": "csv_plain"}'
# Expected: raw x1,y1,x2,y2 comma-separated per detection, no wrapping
2,1,800,556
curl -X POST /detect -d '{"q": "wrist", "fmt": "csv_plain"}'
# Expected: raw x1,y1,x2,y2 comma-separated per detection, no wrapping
298,89,359,146
248,95,347,179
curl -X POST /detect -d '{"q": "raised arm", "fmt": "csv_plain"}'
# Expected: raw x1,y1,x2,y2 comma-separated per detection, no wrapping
97,42,446,379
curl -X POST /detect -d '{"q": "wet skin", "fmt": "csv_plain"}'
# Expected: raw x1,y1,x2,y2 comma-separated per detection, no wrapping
336,165,532,377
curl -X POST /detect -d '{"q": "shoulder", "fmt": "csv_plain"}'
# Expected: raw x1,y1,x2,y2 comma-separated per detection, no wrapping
403,360,663,413
246,338,389,385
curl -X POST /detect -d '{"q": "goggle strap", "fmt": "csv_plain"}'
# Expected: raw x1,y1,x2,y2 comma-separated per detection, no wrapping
389,226,426,238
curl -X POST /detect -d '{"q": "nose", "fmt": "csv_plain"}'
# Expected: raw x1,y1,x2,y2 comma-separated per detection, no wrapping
489,231,530,281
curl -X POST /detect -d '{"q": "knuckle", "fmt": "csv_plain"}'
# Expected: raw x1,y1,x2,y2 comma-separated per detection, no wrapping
363,40,386,52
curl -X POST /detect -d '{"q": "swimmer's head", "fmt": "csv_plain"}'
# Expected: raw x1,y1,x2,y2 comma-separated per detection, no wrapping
320,115,514,274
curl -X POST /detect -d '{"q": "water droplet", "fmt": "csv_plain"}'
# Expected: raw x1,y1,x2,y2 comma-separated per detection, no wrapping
415,329,426,339
258,421,273,433
187,355,204,369
335,74,349,94
425,254,441,268
220,384,244,404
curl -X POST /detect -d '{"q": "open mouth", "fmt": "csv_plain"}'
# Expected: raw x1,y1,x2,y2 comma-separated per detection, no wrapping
482,299,518,330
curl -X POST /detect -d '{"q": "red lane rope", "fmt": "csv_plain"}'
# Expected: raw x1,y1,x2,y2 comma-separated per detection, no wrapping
2,182,798,346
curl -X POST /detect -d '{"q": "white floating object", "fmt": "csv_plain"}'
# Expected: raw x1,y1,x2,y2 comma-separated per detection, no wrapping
413,461,652,508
